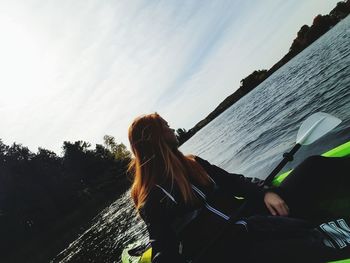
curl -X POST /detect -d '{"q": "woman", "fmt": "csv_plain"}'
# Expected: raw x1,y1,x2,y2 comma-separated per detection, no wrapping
128,113,350,263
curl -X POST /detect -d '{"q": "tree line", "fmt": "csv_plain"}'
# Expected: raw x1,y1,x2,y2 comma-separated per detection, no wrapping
0,136,131,263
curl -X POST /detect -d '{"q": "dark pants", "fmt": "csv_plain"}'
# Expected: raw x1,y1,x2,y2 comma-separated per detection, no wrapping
278,155,350,222
199,156,350,263
206,156,350,263
245,155,350,262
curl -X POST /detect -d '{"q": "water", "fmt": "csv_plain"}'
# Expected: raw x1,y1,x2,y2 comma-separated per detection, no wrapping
52,16,350,263
181,15,350,179
51,191,148,263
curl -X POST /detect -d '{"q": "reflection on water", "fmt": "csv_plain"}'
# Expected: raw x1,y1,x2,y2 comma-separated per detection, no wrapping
51,191,148,263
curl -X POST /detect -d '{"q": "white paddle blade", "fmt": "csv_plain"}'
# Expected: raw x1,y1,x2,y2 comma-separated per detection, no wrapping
296,112,341,145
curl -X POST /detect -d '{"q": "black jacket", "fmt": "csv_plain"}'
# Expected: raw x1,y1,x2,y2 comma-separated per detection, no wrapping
139,156,270,263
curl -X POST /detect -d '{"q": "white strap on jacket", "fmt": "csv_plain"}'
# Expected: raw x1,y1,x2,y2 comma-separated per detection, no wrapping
155,178,230,221
155,184,178,204
191,185,230,221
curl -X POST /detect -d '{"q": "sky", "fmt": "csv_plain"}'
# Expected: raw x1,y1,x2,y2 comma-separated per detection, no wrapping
0,0,340,155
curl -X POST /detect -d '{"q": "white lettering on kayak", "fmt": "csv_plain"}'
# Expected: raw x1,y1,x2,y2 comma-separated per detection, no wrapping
320,219,350,249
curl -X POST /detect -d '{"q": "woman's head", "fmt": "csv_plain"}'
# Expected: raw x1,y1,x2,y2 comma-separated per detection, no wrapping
128,113,212,210
128,113,178,161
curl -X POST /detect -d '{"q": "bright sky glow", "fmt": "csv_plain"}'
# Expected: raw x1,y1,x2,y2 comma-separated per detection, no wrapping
0,0,340,155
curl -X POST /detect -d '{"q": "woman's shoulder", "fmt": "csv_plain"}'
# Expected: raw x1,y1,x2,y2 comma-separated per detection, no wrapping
139,187,163,218
141,184,177,211
143,186,165,207
140,185,176,222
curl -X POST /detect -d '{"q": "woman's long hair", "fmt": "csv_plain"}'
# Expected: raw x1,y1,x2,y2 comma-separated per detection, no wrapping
128,113,212,210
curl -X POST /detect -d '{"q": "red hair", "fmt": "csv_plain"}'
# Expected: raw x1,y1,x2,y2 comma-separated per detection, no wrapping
128,113,212,210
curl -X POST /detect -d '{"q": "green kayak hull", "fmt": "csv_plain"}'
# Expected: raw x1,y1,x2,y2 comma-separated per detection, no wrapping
122,140,350,263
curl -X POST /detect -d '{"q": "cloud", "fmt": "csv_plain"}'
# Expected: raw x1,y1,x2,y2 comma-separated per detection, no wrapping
0,0,340,154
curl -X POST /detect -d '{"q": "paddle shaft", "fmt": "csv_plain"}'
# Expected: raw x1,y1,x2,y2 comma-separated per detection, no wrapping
264,143,301,185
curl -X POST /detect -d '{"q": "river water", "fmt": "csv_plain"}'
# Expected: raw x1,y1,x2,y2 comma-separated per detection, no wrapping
52,15,350,263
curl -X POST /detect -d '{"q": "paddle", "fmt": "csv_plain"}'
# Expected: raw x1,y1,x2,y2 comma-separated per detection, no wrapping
264,112,341,185
192,112,341,262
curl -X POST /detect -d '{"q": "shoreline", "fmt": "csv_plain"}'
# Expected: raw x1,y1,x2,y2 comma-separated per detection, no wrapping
177,1,350,146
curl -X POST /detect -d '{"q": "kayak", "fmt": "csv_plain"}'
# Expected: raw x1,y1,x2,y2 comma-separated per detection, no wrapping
121,140,350,263
121,242,151,263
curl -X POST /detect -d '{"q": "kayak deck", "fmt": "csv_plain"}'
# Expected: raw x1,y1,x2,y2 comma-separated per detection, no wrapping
272,140,350,186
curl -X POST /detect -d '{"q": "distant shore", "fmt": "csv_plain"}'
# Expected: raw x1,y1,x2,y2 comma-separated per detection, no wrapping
176,0,350,146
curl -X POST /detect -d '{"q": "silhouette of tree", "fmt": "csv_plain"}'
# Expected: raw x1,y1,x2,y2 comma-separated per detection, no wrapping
0,137,132,263
103,135,131,160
